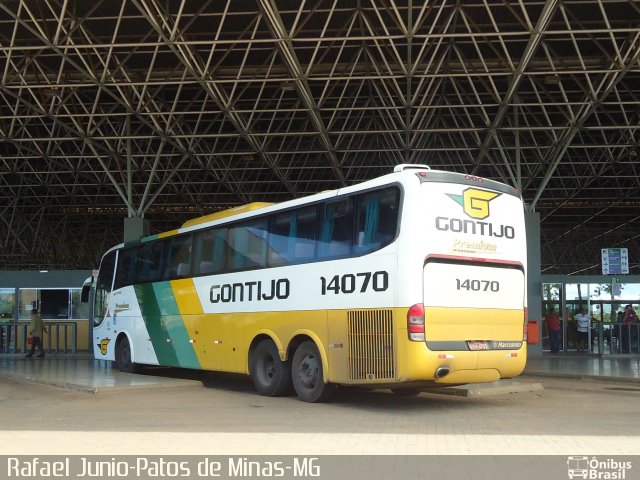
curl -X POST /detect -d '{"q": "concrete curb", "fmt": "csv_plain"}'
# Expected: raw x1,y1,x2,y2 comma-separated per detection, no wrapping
523,370,640,384
0,372,100,393
423,380,544,397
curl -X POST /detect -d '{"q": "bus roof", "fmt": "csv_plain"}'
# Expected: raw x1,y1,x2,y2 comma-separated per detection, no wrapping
102,165,518,258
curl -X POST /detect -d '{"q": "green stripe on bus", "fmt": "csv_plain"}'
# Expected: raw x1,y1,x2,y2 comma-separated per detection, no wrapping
134,283,179,366
134,282,200,369
153,282,200,369
140,234,160,243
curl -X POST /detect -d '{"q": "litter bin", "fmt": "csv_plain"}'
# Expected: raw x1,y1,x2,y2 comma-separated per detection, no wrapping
527,320,539,344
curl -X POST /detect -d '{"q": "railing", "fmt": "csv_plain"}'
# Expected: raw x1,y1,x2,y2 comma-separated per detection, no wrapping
0,323,13,353
594,322,639,355
0,321,78,354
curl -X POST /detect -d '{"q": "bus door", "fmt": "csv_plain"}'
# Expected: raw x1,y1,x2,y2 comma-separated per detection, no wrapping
92,250,117,360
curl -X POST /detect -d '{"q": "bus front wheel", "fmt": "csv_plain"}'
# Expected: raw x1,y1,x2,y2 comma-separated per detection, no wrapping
115,336,139,374
250,340,292,396
292,341,335,402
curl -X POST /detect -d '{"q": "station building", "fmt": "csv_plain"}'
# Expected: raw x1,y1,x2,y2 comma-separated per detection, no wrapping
0,1,638,382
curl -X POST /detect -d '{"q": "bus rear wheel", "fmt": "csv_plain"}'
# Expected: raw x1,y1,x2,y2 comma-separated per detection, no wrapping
250,339,292,396
292,341,335,402
115,336,139,374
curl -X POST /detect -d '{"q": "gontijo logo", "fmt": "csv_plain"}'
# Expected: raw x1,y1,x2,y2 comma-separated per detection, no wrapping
97,338,110,355
436,187,515,239
447,188,501,220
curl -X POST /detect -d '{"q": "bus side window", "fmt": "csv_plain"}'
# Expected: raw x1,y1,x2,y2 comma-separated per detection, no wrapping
268,206,317,266
164,235,193,279
114,247,138,289
136,241,165,284
136,244,152,284
355,187,399,254
228,219,268,271
318,198,354,259
193,228,227,275
148,241,166,281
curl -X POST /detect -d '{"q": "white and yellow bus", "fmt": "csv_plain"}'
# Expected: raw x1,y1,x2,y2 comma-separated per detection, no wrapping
88,164,527,402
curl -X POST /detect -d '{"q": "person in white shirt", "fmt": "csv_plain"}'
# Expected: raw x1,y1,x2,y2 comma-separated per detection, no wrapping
574,308,592,352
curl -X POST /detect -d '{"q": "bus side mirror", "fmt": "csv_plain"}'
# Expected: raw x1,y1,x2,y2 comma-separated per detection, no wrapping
81,284,91,303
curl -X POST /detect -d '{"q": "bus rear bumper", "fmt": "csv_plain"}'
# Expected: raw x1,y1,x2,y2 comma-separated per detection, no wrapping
397,340,526,384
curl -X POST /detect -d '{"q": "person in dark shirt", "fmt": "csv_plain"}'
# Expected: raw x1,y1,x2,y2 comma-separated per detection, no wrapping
544,307,561,353
621,304,638,353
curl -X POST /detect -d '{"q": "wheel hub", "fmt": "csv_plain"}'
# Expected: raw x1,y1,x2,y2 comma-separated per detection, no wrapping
259,355,276,383
297,354,318,389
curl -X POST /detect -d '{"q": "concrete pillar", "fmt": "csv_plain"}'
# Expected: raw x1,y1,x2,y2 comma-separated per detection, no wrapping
124,217,150,243
525,211,543,356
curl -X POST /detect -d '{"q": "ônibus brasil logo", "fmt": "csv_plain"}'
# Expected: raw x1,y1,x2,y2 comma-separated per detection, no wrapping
446,188,501,220
567,456,632,479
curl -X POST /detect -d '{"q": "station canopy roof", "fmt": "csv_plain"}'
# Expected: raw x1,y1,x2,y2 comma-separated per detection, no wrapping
1,0,639,274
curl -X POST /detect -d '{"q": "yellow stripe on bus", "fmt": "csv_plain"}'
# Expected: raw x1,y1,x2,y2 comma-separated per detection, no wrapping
424,307,524,341
170,278,204,315
182,202,273,228
169,278,210,367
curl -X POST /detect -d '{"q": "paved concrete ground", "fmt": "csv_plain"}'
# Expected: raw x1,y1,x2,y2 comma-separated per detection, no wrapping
1,354,639,456
0,354,199,392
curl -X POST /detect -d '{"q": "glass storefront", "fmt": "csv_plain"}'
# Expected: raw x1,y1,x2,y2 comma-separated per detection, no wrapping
0,289,16,352
71,289,89,319
541,283,562,352
542,280,640,354
1,287,90,353
0,289,15,320
1,270,93,353
18,289,39,319
18,288,85,320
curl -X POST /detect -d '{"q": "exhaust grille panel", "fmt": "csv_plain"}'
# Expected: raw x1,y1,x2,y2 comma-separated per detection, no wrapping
348,309,395,381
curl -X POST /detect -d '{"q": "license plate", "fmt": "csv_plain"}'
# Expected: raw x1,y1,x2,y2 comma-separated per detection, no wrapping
467,340,489,351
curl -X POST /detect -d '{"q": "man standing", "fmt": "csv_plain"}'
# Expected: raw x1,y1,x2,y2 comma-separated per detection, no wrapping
574,308,592,353
621,304,638,353
25,308,47,358
544,307,561,353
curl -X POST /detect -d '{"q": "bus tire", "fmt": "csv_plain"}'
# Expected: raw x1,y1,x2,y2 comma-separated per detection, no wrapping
250,340,292,396
115,336,138,374
292,341,335,403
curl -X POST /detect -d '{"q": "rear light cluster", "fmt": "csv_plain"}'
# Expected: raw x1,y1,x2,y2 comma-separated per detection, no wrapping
523,307,528,341
407,303,425,341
